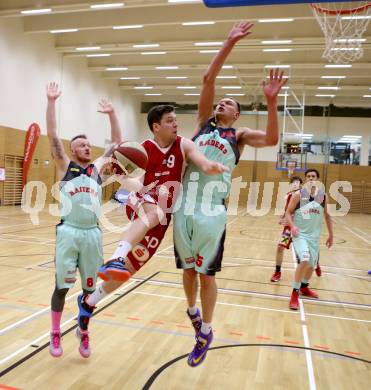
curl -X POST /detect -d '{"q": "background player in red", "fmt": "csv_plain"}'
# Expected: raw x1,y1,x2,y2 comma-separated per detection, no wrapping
270,176,303,282
77,104,228,322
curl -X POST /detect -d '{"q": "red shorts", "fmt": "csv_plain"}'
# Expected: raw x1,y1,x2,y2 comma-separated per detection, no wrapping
278,225,292,249
125,192,171,271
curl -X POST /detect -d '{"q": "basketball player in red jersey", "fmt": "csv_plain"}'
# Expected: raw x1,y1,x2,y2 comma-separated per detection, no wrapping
270,176,303,282
77,105,228,323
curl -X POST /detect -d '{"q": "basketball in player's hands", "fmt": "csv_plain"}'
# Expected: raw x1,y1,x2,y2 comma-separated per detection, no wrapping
111,141,148,177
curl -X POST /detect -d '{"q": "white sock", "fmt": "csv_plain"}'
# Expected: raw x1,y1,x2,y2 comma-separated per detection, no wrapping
110,241,132,260
201,321,212,334
86,286,108,306
188,305,197,316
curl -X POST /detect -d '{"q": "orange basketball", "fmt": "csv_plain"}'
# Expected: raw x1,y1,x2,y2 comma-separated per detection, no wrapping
112,141,148,176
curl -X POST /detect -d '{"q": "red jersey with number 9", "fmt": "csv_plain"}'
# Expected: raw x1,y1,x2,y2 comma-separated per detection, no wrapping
141,136,185,208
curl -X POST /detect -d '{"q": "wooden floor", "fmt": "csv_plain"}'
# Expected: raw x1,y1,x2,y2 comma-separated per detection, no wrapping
0,205,370,390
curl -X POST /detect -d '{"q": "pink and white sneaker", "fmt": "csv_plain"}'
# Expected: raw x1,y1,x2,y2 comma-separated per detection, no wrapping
49,330,63,357
76,328,91,358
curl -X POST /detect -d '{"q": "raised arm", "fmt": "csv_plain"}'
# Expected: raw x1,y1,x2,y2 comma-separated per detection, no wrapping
98,98,122,145
237,68,287,147
285,191,301,236
182,138,229,175
195,22,254,132
46,82,69,175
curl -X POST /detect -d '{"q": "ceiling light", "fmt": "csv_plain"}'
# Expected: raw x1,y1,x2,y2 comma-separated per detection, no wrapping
50,29,78,34
141,51,167,55
222,86,242,89
76,46,101,51
263,48,292,52
21,8,51,15
343,135,362,138
282,86,290,89
365,95,371,97
324,64,352,68
166,76,188,79
265,64,291,68
106,67,128,71
278,94,288,97
261,40,293,44
86,54,111,57
321,76,346,79
120,77,140,80
194,42,223,46
216,76,237,79
199,50,219,53
315,94,335,97
168,0,201,3
133,44,159,48
226,93,245,96
182,21,215,26
318,86,340,90
156,66,179,69
90,3,124,9
145,93,162,96
113,25,143,30
258,18,294,23
184,93,200,96
266,75,289,78
222,65,233,69
134,86,153,89
177,86,196,89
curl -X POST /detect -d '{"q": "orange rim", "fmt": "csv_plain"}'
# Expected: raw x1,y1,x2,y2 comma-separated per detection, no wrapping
310,2,371,15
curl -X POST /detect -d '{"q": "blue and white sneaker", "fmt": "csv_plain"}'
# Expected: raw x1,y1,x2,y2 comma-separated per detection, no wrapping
97,257,131,282
77,293,95,331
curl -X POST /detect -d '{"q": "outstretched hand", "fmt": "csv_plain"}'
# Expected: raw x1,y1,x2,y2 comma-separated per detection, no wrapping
46,82,61,101
227,21,254,44
98,98,114,114
262,69,288,102
206,161,229,175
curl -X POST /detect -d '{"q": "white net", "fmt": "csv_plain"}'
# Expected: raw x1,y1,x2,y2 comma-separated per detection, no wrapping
286,161,297,178
311,1,371,63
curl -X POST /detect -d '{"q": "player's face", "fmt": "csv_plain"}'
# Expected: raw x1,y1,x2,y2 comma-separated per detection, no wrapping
291,180,302,191
215,98,240,122
71,138,92,163
305,171,318,183
156,111,178,142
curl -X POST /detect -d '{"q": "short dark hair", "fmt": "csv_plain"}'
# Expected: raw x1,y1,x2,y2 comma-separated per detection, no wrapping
232,99,241,113
70,134,88,145
305,168,320,179
290,175,303,184
147,105,175,132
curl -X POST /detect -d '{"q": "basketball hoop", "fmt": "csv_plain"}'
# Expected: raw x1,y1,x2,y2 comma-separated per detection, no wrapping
311,1,371,63
286,161,297,178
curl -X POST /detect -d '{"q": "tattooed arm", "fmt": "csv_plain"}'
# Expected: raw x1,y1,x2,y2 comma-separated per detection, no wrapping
46,82,69,177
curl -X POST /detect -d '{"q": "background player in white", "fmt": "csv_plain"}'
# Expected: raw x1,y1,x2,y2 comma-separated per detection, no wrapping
285,169,333,310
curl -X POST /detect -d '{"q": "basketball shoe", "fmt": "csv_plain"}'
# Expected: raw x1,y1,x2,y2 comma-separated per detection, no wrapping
289,290,299,310
76,328,90,358
187,330,213,367
97,257,131,282
49,330,63,357
270,271,281,282
300,286,319,299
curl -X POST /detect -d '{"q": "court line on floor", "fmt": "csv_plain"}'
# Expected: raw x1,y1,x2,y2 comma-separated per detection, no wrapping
141,273,371,309
142,343,370,390
0,276,143,374
335,219,371,246
132,290,371,325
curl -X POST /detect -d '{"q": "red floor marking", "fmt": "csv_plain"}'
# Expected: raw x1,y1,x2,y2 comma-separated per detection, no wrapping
17,300,28,304
0,297,7,300
102,313,115,318
284,340,300,345
256,336,272,340
230,331,243,336
36,303,49,307
0,384,22,390
176,324,190,329
127,316,140,321
344,351,361,356
313,345,330,350
151,320,165,325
